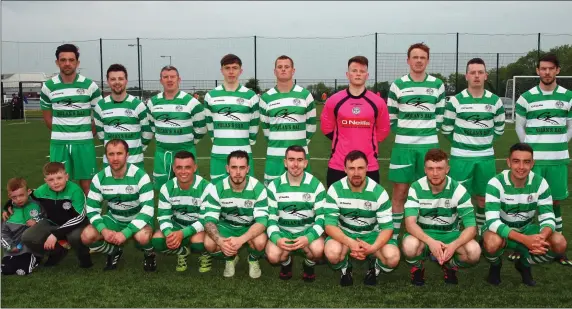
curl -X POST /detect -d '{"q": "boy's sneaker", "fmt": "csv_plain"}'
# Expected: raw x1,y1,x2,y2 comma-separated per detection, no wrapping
302,263,316,282
143,252,157,272
223,256,239,278
104,249,123,271
176,247,190,272
340,267,353,287
198,253,212,273
249,260,262,279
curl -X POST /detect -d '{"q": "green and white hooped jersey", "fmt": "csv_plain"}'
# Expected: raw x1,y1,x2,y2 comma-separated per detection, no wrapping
323,177,393,237
485,170,555,239
86,163,155,238
404,176,476,231
201,176,269,227
40,74,102,144
204,85,259,157
147,90,207,151
93,94,153,165
259,85,316,158
387,74,446,146
516,85,572,165
157,175,212,238
442,89,505,159
266,172,326,243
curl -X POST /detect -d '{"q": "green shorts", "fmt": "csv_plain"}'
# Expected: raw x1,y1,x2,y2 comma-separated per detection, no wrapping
264,155,312,186
403,230,461,258
483,223,540,250
158,222,191,247
102,214,154,233
388,146,435,184
532,165,568,201
153,146,197,190
210,154,254,184
325,231,398,256
449,158,496,196
50,141,97,180
218,222,250,239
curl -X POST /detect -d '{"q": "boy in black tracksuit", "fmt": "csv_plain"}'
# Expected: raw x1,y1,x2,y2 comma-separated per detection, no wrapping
20,162,93,268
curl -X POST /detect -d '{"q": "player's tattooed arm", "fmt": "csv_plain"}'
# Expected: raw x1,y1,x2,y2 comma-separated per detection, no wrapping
205,222,221,244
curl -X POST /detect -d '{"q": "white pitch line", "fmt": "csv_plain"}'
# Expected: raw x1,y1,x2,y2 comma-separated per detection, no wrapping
95,144,103,148
5,122,31,126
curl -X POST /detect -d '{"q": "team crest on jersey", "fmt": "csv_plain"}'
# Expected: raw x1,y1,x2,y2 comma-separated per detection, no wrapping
76,88,86,95
527,195,533,203
485,105,493,112
244,200,253,208
352,107,361,115
125,185,135,194
29,209,39,217
62,202,72,210
556,101,565,109
364,201,372,210
237,98,245,104
125,109,134,117
293,98,301,106
175,105,183,112
426,88,434,95
444,199,451,208
303,193,311,202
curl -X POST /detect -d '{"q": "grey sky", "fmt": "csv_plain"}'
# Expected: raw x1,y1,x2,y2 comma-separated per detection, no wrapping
2,1,572,88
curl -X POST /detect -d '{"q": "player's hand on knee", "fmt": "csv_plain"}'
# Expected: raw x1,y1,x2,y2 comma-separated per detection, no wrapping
428,239,446,264
166,231,183,250
290,236,309,250
277,238,294,251
112,232,127,246
221,239,238,256
44,234,57,250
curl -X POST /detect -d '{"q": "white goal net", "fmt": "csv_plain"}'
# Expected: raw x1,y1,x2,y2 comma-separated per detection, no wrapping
505,76,572,123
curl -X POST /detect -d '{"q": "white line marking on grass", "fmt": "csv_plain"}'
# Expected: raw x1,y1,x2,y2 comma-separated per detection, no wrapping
5,122,31,126
95,145,103,148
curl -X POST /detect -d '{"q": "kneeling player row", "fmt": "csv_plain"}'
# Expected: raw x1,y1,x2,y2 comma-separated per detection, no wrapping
4,140,567,287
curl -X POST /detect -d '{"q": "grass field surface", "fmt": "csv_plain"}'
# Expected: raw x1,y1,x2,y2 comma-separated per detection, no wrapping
1,105,572,308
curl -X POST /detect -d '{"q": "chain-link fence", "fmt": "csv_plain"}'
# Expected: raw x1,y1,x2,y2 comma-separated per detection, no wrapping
2,33,571,117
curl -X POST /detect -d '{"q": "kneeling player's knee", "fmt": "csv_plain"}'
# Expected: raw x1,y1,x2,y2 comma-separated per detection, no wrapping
134,230,152,245
152,230,164,239
401,236,421,258
549,233,567,254
265,250,282,265
483,232,503,254
462,240,482,263
204,236,217,252
190,231,205,243
251,234,267,251
80,226,98,245
384,245,401,268
324,245,342,264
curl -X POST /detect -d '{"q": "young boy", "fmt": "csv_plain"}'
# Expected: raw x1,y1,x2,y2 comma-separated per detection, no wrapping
1,178,42,275
21,162,92,268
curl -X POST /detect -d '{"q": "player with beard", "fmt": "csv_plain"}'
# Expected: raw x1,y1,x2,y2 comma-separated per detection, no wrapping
259,56,316,185
323,150,399,287
402,149,480,286
202,150,269,278
483,143,568,286
265,145,326,282
81,139,156,271
93,64,153,169
514,54,572,266
387,43,446,243
441,58,505,234
40,44,103,195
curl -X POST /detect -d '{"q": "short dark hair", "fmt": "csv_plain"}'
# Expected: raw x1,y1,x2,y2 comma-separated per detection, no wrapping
509,143,534,156
345,150,368,166
424,149,448,163
407,43,430,59
55,44,80,60
221,54,242,67
227,150,249,165
466,58,486,72
348,56,368,68
537,53,560,68
275,55,294,68
174,150,196,162
285,145,306,157
43,162,66,176
160,65,179,77
106,64,128,80
7,177,28,193
105,139,129,153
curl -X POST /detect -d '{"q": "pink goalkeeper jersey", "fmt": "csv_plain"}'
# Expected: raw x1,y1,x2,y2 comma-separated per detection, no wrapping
320,88,390,172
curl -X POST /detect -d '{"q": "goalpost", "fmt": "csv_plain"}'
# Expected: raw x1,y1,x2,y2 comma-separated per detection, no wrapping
506,76,572,123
